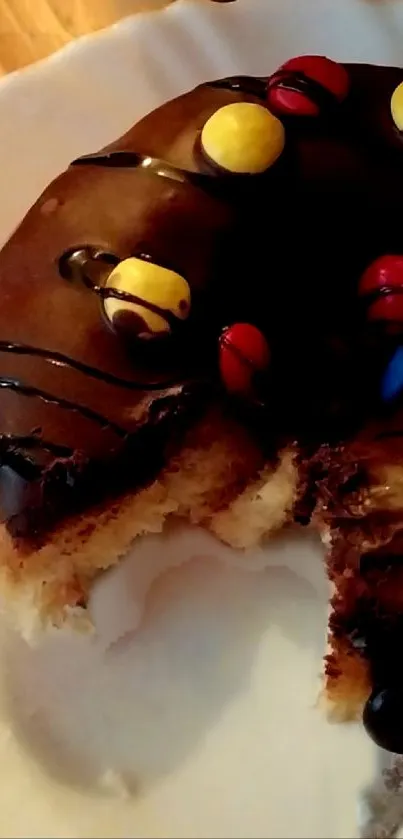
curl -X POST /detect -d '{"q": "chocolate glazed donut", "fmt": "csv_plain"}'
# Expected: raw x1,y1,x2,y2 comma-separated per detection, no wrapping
1,63,403,539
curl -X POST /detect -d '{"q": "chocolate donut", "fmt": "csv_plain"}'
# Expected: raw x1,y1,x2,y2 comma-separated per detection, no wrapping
0,63,399,537
4,60,403,746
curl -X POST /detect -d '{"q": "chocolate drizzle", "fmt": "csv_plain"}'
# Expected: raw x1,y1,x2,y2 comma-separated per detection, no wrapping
71,150,215,189
268,69,339,112
220,330,257,370
0,340,182,391
0,376,128,437
361,285,403,307
376,429,403,441
206,70,339,112
206,75,268,100
72,151,187,180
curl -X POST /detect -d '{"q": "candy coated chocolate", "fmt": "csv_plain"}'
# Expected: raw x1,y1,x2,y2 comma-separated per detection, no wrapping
267,54,350,116
381,346,403,402
359,255,403,324
201,102,285,174
391,81,403,131
363,688,403,754
104,257,191,340
219,323,270,396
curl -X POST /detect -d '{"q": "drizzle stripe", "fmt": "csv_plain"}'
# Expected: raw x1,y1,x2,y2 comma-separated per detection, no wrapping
0,377,128,437
0,340,182,391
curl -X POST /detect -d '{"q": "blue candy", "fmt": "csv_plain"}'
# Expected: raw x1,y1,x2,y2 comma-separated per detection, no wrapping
381,346,403,402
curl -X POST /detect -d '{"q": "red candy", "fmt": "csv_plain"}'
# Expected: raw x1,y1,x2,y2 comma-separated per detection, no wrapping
267,55,350,117
219,323,270,397
359,255,403,324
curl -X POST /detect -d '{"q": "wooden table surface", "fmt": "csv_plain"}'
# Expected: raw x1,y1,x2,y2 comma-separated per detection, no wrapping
0,0,175,75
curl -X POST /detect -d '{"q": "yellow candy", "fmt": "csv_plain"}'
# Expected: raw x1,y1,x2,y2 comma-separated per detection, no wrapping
104,257,191,339
201,102,285,174
391,81,403,131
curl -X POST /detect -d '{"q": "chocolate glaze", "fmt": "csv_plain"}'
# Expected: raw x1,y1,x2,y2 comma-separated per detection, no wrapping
1,63,403,543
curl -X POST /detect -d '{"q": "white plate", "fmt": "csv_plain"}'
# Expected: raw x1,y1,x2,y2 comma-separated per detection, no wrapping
0,0,402,836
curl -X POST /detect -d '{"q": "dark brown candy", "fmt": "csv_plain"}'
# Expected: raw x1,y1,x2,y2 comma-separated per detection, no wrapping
364,687,403,754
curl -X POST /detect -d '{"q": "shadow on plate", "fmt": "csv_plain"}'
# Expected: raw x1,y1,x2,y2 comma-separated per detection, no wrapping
1,524,327,799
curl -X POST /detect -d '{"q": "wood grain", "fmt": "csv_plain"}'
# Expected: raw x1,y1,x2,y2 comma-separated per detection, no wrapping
0,0,173,75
